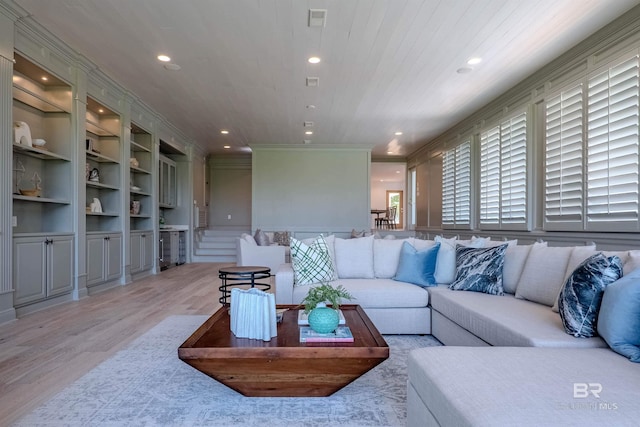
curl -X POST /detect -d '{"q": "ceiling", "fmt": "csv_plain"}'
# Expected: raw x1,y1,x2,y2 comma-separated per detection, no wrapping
9,0,640,158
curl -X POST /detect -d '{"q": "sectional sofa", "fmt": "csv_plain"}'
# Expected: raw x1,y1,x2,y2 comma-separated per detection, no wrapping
274,234,640,426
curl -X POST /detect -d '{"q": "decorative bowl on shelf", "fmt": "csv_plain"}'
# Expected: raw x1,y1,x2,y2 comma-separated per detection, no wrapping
32,138,46,147
19,188,41,197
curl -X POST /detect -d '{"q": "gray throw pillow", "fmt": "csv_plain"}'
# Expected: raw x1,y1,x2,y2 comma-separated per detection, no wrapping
273,231,290,246
449,244,508,295
254,229,270,246
558,253,623,338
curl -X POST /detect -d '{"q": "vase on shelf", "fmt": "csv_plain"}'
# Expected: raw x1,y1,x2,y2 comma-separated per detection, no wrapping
308,302,340,334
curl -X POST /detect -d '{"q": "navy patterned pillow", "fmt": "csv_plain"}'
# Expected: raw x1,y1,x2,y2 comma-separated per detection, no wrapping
558,253,623,338
449,244,508,295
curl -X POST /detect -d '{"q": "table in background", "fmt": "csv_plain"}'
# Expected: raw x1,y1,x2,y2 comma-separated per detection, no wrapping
371,209,387,228
218,266,271,305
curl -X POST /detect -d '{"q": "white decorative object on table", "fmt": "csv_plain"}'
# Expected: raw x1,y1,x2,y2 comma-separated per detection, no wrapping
230,288,277,341
13,121,33,147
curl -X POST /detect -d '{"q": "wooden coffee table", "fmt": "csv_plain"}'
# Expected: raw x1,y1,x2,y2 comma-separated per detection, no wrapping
178,304,389,397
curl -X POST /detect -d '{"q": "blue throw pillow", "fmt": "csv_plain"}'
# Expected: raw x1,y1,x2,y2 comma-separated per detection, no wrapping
449,244,508,295
597,267,640,362
558,253,623,338
393,241,440,287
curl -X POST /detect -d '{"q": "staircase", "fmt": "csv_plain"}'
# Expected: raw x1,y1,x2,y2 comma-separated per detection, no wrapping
193,228,249,263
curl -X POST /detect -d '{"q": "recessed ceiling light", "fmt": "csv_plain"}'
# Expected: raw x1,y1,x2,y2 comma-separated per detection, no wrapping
220,130,229,134
394,131,403,136
467,57,482,65
41,76,48,81
308,56,321,64
98,108,104,113
157,54,171,62
164,63,181,71
457,67,473,74
304,131,313,135
387,151,393,154
396,170,400,173
223,145,231,149
306,104,316,109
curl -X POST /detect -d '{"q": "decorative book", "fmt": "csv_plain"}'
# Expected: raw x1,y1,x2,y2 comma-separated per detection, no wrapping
298,309,346,325
299,326,354,343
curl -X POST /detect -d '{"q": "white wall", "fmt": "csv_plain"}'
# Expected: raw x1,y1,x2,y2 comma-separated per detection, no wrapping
252,147,371,236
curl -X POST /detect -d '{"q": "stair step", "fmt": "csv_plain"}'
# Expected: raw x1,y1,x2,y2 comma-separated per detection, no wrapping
194,247,236,256
196,241,235,249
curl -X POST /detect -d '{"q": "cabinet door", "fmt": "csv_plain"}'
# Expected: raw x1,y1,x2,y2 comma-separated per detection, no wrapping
130,232,142,274
141,233,154,271
106,234,122,282
13,237,47,306
48,236,74,297
86,236,106,286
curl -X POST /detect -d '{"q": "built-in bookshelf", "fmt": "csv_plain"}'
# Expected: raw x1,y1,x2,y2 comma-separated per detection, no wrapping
12,53,73,234
85,97,121,233
11,53,75,307
130,123,153,231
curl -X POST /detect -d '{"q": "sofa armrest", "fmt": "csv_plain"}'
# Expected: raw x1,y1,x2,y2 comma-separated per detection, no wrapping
236,238,286,273
275,263,294,305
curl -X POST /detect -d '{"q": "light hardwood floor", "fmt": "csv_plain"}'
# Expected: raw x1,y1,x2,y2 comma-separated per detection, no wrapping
0,262,239,425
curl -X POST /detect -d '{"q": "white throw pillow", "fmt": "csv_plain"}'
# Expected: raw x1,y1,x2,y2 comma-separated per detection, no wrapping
334,235,375,279
373,238,412,279
434,236,485,284
502,242,538,294
412,238,436,251
516,244,574,306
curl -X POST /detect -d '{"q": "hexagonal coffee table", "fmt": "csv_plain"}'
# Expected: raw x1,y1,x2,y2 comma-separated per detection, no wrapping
178,304,389,397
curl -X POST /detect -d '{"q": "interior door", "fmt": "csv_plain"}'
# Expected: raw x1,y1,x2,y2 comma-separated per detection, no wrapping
386,190,404,229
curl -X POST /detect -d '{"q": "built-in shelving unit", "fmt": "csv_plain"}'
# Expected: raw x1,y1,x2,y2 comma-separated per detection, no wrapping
12,53,74,234
11,53,75,307
130,123,153,231
85,97,122,233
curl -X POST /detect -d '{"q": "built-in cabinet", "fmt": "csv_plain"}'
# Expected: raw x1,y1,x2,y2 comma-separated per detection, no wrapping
2,13,193,320
13,234,74,306
130,230,154,274
86,233,122,287
159,154,176,208
11,53,75,308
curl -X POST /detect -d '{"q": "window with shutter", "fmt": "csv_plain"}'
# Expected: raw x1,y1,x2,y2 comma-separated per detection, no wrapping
587,54,640,231
442,140,471,228
479,113,528,230
544,84,584,229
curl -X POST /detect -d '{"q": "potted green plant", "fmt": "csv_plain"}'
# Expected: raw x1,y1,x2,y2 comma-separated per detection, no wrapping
301,283,354,333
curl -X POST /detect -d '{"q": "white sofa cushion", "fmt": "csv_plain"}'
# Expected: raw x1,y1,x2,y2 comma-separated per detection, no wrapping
429,286,606,347
373,238,413,278
291,278,430,309
502,242,539,294
334,235,375,279
408,347,640,427
516,244,575,306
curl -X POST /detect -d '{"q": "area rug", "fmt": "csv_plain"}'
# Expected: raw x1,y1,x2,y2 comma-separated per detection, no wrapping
14,315,441,427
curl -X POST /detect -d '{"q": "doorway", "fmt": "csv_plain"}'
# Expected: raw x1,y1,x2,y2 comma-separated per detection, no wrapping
386,190,403,229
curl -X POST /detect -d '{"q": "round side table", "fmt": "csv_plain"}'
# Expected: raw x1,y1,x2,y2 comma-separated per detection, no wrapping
218,266,271,306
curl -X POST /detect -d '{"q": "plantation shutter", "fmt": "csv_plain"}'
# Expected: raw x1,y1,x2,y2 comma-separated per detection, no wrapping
480,126,501,226
587,54,640,230
545,84,584,228
442,149,455,225
455,141,471,225
500,113,527,224
442,140,471,228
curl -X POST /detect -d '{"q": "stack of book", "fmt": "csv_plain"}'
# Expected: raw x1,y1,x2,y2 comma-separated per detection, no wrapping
299,326,354,343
